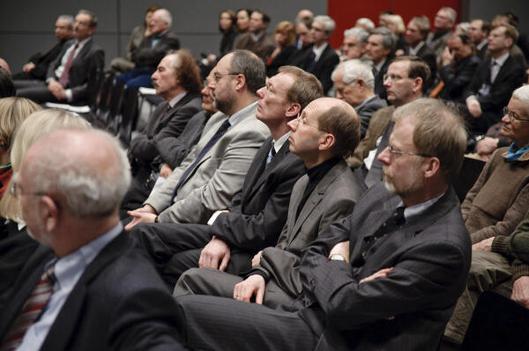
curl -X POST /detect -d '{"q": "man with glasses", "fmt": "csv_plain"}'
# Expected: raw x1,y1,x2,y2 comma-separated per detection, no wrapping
171,98,470,351
445,84,529,347
126,50,269,228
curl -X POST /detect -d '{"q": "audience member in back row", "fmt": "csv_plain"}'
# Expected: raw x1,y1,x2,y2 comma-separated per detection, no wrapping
340,27,370,63
266,21,297,77
0,108,89,314
12,15,74,84
131,66,321,287
174,97,363,310
234,9,275,61
464,23,525,135
16,9,104,106
445,86,529,346
123,50,202,212
366,27,395,99
402,16,437,89
218,10,238,58
126,50,270,227
172,98,470,351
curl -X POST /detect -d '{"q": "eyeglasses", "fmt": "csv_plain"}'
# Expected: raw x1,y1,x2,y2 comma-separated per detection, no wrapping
212,72,240,83
385,144,431,159
9,173,45,198
294,113,324,131
503,107,529,122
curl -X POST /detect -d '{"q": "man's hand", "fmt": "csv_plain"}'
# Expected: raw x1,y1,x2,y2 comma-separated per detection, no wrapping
466,98,482,118
22,62,35,73
199,236,231,271
472,237,494,252
159,163,173,178
512,276,529,309
360,267,394,284
251,250,263,267
441,46,454,66
329,241,350,262
47,79,66,101
125,205,157,231
233,274,265,304
476,137,499,160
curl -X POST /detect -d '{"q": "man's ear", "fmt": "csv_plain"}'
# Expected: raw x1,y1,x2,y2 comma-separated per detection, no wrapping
319,132,336,152
234,74,246,92
422,156,441,179
286,103,302,118
39,196,59,232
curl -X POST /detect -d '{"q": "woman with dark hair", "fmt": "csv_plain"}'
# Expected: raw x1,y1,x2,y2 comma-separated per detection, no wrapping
0,68,15,98
235,8,252,34
266,21,297,76
219,10,238,57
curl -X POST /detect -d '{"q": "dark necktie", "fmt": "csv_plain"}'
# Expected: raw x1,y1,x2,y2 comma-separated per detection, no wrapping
172,119,231,199
1,265,55,350
306,51,317,72
490,60,499,84
266,143,276,165
58,43,79,87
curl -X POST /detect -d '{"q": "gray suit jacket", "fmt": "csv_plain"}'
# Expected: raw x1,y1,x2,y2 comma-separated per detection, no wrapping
145,103,270,224
254,160,361,299
355,95,387,139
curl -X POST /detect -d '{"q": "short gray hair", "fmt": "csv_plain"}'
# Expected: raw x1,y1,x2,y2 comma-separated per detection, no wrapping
370,27,396,51
155,8,173,28
57,15,74,28
343,27,369,43
439,7,457,24
30,130,131,218
313,15,336,35
332,60,374,90
355,18,375,30
512,85,529,109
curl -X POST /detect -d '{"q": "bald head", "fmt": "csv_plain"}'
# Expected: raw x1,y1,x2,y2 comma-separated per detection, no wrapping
21,129,131,218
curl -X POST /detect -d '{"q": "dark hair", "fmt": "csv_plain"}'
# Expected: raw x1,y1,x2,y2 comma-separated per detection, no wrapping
230,50,266,94
172,50,202,94
78,9,98,28
318,104,360,158
390,56,431,93
252,9,270,25
218,10,236,33
0,68,15,98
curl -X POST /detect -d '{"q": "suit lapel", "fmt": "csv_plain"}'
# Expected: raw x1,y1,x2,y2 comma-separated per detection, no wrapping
72,38,92,66
241,138,272,204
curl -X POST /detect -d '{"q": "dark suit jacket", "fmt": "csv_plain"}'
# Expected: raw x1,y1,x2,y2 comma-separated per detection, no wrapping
439,55,481,102
15,39,69,80
299,184,471,351
129,93,202,167
133,30,180,68
374,57,392,100
464,54,525,126
254,161,361,299
297,44,340,94
356,95,387,138
266,45,297,77
0,232,186,351
233,32,275,60
47,38,105,104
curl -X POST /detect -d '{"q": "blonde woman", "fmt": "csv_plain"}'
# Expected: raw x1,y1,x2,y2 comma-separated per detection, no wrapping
0,108,90,309
0,97,41,198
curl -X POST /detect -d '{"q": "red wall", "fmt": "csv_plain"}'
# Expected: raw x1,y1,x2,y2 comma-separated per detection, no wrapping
328,0,461,48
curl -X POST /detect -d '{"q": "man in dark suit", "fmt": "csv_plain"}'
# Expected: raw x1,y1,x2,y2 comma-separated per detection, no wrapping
130,66,323,286
332,60,387,138
172,98,471,351
16,10,104,105
0,129,185,350
366,27,395,99
469,19,491,60
403,16,437,89
122,51,202,211
465,24,526,135
12,15,74,84
120,8,181,88
296,15,339,95
174,97,363,309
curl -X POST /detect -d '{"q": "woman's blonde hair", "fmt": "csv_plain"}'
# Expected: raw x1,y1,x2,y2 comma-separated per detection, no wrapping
0,97,41,152
0,109,91,220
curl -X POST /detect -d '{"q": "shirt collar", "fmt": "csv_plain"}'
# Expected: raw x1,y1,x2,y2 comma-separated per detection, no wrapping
374,57,386,72
408,41,425,56
492,52,510,67
398,192,445,220
355,95,377,110
312,42,328,61
228,101,258,126
168,91,187,108
477,39,488,50
272,132,291,153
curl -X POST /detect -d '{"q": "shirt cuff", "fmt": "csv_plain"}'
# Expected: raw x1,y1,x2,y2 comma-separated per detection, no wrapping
207,210,228,226
64,89,73,102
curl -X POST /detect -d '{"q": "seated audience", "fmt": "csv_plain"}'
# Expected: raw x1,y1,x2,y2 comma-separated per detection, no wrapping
464,24,525,135
16,9,104,105
469,19,491,59
110,5,160,73
235,8,252,35
266,21,297,77
438,33,481,102
383,14,406,52
332,60,386,138
355,17,375,31
293,17,313,51
234,9,275,61
12,15,74,84
0,128,185,350
0,108,89,318
366,27,395,99
172,98,470,351
119,8,180,88
427,6,457,62
218,10,238,58
402,16,437,88
123,50,202,210
131,66,321,286
175,97,363,308
126,50,270,227
340,27,369,62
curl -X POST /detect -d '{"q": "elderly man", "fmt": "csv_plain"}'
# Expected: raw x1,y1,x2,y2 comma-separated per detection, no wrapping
172,98,470,351
234,9,275,61
297,15,340,95
123,50,202,211
13,15,74,84
366,27,395,99
126,50,269,227
174,97,363,309
0,129,184,350
332,60,386,138
131,66,322,286
465,24,525,135
120,8,180,88
17,10,104,105
445,85,529,346
341,27,369,62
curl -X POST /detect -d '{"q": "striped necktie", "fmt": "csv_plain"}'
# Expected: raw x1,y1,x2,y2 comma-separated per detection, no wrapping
0,265,56,351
